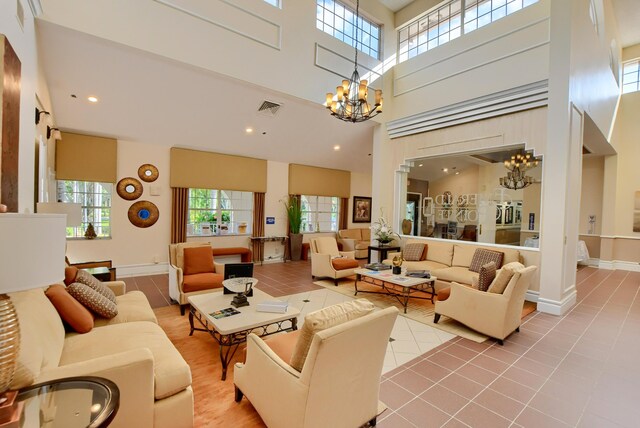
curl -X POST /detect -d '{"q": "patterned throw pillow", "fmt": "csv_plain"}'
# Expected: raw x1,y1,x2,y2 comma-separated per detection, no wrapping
403,243,426,261
67,282,118,319
469,249,505,273
75,269,117,303
477,261,497,292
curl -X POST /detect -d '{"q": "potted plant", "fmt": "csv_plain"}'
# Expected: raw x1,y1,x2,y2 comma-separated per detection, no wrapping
283,196,303,261
370,211,399,246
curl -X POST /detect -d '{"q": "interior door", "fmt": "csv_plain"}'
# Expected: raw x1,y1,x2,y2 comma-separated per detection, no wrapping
406,192,422,236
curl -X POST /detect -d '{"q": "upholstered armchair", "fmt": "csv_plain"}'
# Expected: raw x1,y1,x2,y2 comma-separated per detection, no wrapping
434,265,538,344
234,303,399,428
168,242,225,315
310,237,358,285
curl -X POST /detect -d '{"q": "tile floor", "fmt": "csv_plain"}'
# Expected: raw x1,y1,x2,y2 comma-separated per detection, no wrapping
125,262,640,427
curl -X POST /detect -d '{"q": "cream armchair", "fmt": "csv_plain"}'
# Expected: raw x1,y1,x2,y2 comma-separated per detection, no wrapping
234,306,399,428
310,237,358,285
434,265,538,344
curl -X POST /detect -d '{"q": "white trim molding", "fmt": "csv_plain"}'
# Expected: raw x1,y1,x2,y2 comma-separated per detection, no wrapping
525,290,539,303
386,80,549,138
27,0,43,17
117,262,169,278
536,287,577,316
598,260,640,272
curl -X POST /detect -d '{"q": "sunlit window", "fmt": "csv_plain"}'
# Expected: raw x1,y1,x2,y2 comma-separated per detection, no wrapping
263,0,279,7
622,60,640,94
398,0,539,64
300,195,339,233
57,180,111,238
316,0,381,60
188,189,253,236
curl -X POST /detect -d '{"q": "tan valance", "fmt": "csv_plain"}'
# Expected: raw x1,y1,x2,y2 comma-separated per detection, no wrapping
288,164,350,198
170,148,267,192
56,132,118,183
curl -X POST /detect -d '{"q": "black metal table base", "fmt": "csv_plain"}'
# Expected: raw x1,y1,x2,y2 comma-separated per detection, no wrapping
189,308,298,380
355,274,436,314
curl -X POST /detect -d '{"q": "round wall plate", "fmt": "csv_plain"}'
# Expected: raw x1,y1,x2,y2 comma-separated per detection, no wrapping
117,177,143,200
128,201,159,228
138,164,159,182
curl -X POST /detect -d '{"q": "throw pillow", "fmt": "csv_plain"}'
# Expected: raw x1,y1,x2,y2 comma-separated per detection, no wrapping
45,284,94,333
290,299,375,372
477,261,497,292
487,262,525,294
67,282,118,319
471,277,480,290
75,269,117,303
331,258,359,270
403,243,427,261
183,246,215,275
469,248,505,273
64,266,79,285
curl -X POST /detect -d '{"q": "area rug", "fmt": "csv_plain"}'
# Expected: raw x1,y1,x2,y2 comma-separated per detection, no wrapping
314,278,538,343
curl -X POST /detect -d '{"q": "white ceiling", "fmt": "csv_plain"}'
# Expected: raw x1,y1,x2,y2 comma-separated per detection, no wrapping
378,0,415,12
37,21,375,174
611,0,640,48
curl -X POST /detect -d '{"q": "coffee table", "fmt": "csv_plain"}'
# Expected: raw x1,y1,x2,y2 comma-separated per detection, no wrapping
188,289,299,380
354,268,437,314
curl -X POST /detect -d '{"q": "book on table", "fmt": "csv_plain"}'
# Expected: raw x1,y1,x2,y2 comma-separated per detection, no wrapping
405,270,431,278
256,300,289,313
210,307,241,319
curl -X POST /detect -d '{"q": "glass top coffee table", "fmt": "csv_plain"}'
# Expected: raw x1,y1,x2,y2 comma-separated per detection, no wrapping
188,288,299,380
354,268,437,314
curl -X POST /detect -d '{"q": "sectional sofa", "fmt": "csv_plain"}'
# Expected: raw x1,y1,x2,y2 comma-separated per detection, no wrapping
337,228,372,259
9,281,194,428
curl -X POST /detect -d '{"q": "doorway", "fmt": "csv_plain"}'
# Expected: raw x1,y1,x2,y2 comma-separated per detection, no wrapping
406,192,422,236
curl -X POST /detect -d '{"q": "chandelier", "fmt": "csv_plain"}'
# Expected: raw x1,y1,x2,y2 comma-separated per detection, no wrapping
499,152,540,190
325,0,382,123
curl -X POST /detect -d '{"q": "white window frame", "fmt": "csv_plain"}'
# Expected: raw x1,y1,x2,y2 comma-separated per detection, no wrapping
622,60,640,94
398,0,539,64
300,195,339,233
316,0,381,60
188,189,253,237
263,0,280,8
56,180,112,239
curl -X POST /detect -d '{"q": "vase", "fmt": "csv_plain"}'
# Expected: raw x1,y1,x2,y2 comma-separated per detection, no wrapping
289,233,303,261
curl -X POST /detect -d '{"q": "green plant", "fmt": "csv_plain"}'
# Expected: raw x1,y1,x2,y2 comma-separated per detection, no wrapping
283,196,302,234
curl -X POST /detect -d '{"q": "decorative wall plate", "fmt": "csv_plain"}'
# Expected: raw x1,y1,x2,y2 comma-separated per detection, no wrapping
117,177,143,200
138,164,159,182
128,201,159,228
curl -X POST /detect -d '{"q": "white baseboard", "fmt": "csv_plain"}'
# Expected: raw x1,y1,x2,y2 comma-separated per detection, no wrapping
117,262,169,277
536,287,577,316
525,290,539,302
261,257,285,265
598,260,640,272
578,258,600,267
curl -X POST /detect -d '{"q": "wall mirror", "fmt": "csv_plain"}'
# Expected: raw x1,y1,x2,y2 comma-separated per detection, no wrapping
403,146,543,248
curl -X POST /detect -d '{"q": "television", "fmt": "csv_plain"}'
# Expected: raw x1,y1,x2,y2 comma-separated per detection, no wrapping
223,262,254,295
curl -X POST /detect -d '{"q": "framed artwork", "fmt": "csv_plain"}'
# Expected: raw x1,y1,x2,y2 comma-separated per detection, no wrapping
352,196,372,223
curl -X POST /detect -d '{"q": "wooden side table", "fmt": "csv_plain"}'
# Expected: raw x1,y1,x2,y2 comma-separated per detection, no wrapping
367,245,401,264
82,266,115,282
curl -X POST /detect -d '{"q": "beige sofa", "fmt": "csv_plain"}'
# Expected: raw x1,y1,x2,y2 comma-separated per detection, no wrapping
337,228,371,259
385,239,522,291
9,281,194,428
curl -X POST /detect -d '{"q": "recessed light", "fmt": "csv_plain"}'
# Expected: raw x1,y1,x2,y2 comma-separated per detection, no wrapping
333,145,340,151
87,96,98,103
455,171,460,175
245,127,253,134
418,164,423,167
443,168,448,172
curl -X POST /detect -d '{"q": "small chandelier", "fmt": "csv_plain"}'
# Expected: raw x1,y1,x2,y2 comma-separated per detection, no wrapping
325,0,382,123
499,151,541,190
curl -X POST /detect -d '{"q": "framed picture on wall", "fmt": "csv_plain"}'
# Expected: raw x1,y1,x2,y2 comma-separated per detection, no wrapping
353,196,372,223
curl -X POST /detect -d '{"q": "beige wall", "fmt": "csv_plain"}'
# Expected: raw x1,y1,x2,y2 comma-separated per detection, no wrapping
347,172,373,229
580,156,604,235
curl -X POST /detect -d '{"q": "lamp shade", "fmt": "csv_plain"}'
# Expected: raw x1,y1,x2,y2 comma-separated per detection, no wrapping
0,214,66,293
37,202,82,227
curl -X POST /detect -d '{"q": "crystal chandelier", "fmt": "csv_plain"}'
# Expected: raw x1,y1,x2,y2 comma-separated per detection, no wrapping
499,152,540,190
325,0,382,123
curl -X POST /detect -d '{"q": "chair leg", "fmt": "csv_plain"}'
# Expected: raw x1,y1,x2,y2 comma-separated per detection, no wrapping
234,386,244,402
180,304,187,316
433,313,441,323
516,326,520,332
497,339,504,346
368,416,377,426
334,279,339,286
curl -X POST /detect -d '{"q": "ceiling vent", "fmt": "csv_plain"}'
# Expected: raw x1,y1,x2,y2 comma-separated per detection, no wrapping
257,100,282,117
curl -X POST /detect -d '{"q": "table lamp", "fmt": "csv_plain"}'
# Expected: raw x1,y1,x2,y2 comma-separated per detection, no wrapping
0,213,66,425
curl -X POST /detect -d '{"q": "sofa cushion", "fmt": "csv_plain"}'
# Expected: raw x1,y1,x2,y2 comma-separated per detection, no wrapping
361,228,371,240
354,242,369,250
67,282,119,319
290,299,374,372
426,241,454,266
94,291,158,327
64,266,79,285
396,260,449,272
488,262,525,294
501,248,521,265
60,321,192,400
469,249,505,272
314,238,341,256
45,285,94,334
263,330,301,363
437,287,451,301
182,272,224,293
339,229,362,240
404,243,426,261
183,246,215,275
74,269,117,303
332,258,359,270
433,267,479,286
477,261,497,292
9,288,65,389
175,242,211,270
